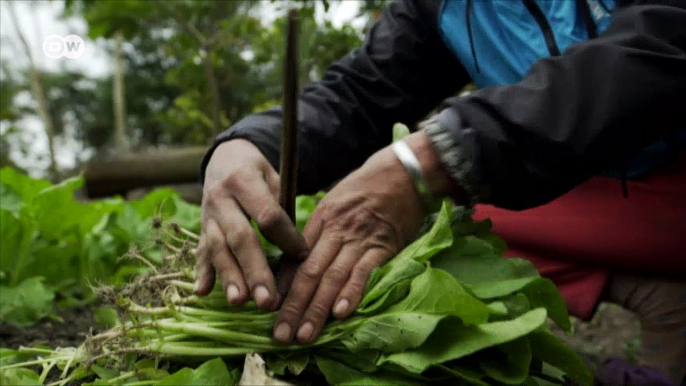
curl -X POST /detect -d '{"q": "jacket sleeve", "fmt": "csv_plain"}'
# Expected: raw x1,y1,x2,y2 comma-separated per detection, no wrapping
433,0,686,210
200,0,470,194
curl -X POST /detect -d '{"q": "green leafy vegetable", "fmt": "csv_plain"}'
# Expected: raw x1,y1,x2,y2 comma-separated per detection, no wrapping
0,277,54,327
0,367,42,385
1,168,591,385
157,358,238,386
0,167,204,326
381,308,548,374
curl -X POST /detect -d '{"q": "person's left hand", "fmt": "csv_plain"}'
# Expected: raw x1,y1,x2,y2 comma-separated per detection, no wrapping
272,131,452,344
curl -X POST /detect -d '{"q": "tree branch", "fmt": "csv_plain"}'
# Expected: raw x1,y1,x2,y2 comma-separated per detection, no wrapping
7,2,60,180
157,1,207,47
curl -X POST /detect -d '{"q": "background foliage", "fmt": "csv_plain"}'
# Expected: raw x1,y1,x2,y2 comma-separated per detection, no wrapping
0,0,391,178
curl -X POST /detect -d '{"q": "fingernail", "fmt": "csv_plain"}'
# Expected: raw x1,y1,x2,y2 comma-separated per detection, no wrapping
274,323,292,342
253,285,271,307
333,299,349,316
297,322,314,342
227,284,240,302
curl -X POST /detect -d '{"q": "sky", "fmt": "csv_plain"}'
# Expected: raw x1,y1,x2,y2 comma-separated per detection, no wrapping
0,0,364,175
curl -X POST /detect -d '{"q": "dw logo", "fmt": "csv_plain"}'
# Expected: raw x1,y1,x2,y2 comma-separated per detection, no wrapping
42,34,85,59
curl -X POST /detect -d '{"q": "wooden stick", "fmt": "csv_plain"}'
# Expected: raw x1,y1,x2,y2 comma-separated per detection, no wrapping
279,9,300,222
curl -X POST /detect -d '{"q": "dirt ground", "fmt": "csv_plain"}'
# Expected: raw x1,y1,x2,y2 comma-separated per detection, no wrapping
0,306,102,350
550,302,642,366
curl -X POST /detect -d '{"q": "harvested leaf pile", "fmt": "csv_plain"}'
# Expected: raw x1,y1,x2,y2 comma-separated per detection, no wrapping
1,196,592,385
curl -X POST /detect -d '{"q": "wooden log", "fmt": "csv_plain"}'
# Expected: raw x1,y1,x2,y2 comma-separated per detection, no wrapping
83,146,209,198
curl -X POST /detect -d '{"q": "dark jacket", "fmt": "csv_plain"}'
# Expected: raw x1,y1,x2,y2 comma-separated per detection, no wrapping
201,0,686,210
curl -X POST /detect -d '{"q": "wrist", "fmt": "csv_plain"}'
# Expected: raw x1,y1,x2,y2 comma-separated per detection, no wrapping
402,131,454,199
420,113,483,207
380,130,466,209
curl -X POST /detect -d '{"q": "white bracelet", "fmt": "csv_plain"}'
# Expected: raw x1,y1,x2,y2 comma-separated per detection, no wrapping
391,140,436,209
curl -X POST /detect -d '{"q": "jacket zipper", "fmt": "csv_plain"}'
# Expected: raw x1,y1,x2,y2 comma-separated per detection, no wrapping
522,0,561,56
576,0,598,38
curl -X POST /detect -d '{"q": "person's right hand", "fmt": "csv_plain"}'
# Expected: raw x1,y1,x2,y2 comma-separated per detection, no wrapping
193,139,309,311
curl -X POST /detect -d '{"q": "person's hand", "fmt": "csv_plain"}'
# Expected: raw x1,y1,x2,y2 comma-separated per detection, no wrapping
272,131,453,344
194,139,309,310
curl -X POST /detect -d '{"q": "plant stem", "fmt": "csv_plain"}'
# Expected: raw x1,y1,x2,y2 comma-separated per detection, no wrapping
104,371,136,384
159,240,182,253
39,359,57,384
150,272,190,282
170,224,200,241
163,229,192,245
143,342,254,357
122,381,159,386
130,251,158,272
160,333,193,342
17,347,58,355
153,320,275,346
1,357,69,370
127,303,275,321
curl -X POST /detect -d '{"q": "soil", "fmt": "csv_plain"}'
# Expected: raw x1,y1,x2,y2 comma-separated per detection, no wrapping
0,305,102,385
0,305,102,350
550,302,641,366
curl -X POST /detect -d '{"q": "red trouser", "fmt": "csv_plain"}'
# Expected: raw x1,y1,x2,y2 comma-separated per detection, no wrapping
473,155,686,321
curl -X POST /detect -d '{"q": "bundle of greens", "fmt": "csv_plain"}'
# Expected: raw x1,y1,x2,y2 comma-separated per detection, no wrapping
1,196,592,386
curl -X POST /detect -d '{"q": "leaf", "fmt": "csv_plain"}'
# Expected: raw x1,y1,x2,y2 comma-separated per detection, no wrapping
130,188,178,219
133,359,170,381
402,201,454,266
0,348,35,367
94,307,121,328
316,343,379,373
381,308,548,373
478,337,531,384
266,353,309,376
359,202,453,310
0,277,55,327
342,313,444,353
532,363,570,386
315,356,422,386
518,278,571,332
487,301,509,315
169,194,202,232
387,268,491,325
23,230,82,291
393,123,411,142
432,243,535,285
528,330,593,385
465,276,570,332
157,358,237,386
357,260,424,314
479,233,509,254
0,167,51,214
507,257,542,278
467,277,539,299
500,293,532,319
435,363,489,386
0,208,35,285
0,367,42,385
31,176,101,239
90,365,120,381
294,192,324,232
